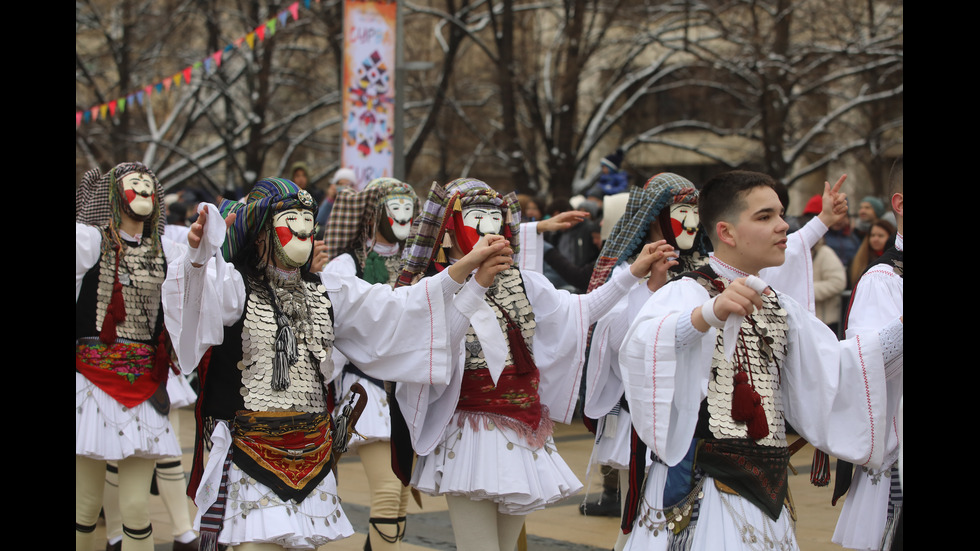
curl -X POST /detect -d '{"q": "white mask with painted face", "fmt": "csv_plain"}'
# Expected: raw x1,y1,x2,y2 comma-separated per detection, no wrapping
272,208,315,268
121,172,155,218
462,206,503,237
669,203,699,251
385,195,415,242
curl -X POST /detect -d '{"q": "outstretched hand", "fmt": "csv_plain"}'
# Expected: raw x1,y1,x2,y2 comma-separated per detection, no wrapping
818,174,848,228
535,211,590,234
188,206,235,267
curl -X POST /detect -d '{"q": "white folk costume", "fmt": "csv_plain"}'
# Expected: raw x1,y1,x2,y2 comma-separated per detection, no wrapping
832,234,904,551
619,256,903,551
76,162,180,551
579,174,830,550
162,178,484,550
392,178,643,533
321,177,421,550
582,173,707,550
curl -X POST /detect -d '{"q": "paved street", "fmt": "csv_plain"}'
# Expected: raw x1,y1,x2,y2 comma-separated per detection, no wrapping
88,406,849,550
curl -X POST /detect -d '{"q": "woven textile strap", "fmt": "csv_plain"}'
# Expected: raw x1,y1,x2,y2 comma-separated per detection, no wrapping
199,446,233,551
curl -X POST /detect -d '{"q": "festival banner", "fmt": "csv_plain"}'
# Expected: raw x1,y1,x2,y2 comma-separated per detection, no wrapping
342,0,397,190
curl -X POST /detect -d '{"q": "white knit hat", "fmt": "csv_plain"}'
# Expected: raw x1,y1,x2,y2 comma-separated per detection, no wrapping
332,168,357,186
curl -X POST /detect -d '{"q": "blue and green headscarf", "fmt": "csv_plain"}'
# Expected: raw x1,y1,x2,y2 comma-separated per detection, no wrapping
219,178,318,262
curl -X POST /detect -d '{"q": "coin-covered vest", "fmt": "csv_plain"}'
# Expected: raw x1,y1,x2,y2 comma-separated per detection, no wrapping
682,267,792,520
200,267,337,502
455,267,554,446
75,229,167,407
202,268,335,422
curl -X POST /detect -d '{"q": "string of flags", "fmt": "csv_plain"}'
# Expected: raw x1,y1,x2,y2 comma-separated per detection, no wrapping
76,1,317,127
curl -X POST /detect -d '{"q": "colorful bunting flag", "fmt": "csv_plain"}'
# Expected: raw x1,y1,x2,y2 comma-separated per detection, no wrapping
78,2,315,125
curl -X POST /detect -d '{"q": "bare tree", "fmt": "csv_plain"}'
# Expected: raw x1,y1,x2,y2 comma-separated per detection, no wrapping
77,0,346,196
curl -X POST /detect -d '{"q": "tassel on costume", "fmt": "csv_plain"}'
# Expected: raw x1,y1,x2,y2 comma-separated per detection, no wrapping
272,314,298,391
100,248,127,344
731,371,756,421
745,392,769,439
506,323,535,375
810,450,831,486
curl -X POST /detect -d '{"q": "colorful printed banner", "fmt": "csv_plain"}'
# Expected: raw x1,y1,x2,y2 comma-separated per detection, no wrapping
77,1,313,127
341,0,397,190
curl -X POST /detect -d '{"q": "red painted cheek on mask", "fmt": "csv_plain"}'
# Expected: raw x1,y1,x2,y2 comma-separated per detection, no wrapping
275,226,294,246
671,218,683,238
388,217,394,226
125,189,137,203
459,225,480,253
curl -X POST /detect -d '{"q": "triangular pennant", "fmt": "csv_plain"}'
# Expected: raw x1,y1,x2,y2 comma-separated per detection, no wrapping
213,50,223,68
246,32,256,49
255,25,265,42
136,90,145,106
91,106,100,120
235,36,245,48
278,11,288,28
290,2,299,20
183,66,192,84
144,85,153,97
118,97,126,113
164,77,173,91
174,72,182,87
204,57,212,73
267,18,276,36
108,101,117,117
76,111,83,127
84,110,92,123
155,82,164,93
304,0,311,8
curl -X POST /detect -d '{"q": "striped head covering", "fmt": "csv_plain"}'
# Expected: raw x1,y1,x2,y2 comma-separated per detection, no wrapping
587,172,708,292
397,178,521,287
218,178,317,262
323,177,420,262
75,162,166,254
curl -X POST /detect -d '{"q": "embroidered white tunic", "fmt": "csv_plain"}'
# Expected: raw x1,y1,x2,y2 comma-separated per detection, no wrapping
161,205,482,549
619,257,902,551
397,266,642,515
832,234,904,551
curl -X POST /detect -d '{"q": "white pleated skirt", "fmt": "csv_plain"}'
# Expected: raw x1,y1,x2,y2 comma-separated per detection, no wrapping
832,468,890,551
194,422,355,549
75,372,181,460
411,411,583,515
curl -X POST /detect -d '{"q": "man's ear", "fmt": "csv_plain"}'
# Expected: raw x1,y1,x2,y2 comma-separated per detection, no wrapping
717,220,736,248
891,192,903,218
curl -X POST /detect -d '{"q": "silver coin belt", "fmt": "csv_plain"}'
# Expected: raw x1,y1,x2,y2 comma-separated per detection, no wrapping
463,267,536,371
634,475,706,537
95,237,166,342
240,272,334,413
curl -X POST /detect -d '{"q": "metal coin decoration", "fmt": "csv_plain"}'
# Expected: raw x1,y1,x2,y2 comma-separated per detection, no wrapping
705,280,789,447
240,270,334,414
463,267,536,371
94,237,166,341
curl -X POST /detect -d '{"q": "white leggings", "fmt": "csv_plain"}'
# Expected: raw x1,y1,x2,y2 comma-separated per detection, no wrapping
76,455,155,551
445,495,527,551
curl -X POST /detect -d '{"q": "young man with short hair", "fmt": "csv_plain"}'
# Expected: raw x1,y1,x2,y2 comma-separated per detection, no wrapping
619,170,903,550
